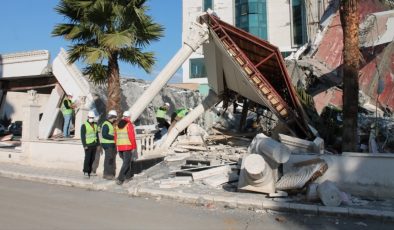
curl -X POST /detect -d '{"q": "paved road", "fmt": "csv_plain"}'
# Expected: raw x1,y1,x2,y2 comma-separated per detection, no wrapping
0,177,392,230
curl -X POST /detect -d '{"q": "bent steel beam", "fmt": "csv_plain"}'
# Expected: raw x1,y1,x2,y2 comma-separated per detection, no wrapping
160,90,220,149
129,22,210,122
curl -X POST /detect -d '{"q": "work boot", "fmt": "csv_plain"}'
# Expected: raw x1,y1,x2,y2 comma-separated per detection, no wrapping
91,172,98,176
103,175,114,180
84,173,90,179
116,179,123,185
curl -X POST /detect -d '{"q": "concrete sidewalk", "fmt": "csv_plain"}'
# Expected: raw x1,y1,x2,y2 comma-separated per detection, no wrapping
0,161,393,221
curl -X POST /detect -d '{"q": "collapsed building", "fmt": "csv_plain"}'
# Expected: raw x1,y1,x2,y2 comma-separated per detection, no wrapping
0,1,394,208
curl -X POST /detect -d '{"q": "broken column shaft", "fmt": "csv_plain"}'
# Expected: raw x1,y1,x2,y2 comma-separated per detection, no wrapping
249,133,291,164
129,22,209,122
160,90,220,149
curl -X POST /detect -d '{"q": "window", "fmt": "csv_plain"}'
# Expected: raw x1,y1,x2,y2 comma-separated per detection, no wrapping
203,0,213,11
291,0,306,46
235,0,268,40
190,58,207,79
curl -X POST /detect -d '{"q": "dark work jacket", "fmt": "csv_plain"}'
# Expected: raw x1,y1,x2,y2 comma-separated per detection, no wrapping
80,121,100,148
101,120,115,149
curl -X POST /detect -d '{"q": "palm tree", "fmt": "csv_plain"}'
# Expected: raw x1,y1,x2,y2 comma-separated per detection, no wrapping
52,0,163,115
339,0,359,152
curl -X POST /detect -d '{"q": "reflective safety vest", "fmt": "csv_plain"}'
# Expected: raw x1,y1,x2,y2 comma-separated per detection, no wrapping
116,126,131,146
155,108,167,118
61,98,73,115
101,121,114,144
84,122,98,145
176,108,188,118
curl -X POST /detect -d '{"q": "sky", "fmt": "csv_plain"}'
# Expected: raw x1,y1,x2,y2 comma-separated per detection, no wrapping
0,0,183,82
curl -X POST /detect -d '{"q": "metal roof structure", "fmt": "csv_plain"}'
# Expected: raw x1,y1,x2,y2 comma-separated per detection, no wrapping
200,14,313,139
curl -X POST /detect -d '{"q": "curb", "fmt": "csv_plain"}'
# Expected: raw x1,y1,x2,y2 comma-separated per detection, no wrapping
131,187,394,221
0,170,111,191
1,170,394,221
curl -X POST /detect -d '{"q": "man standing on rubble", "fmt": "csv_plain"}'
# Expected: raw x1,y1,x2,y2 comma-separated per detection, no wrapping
155,102,170,130
81,111,100,178
115,111,137,185
61,93,75,138
168,108,191,133
101,110,118,180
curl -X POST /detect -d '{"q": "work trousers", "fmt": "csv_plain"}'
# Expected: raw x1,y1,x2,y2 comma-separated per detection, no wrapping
92,146,103,174
103,147,117,177
117,150,137,182
83,146,97,175
63,114,72,137
156,117,170,130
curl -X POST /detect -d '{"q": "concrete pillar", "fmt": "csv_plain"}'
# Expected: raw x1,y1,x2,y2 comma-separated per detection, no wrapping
22,90,40,141
130,22,209,122
249,133,291,164
74,96,88,139
160,90,220,149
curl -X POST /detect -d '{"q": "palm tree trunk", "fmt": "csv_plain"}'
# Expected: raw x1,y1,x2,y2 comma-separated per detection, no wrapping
340,0,359,152
107,52,122,117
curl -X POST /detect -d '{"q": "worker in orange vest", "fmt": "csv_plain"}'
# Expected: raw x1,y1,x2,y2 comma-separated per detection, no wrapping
114,110,137,185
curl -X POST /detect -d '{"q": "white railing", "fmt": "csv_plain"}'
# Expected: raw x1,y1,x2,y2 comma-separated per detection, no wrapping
136,133,155,157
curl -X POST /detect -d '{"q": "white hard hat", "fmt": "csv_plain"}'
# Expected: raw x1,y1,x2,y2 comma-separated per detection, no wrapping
164,102,170,107
189,108,193,111
108,110,117,116
123,111,131,117
88,111,95,118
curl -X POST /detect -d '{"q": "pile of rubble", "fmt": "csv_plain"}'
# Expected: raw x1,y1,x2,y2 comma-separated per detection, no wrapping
126,124,354,208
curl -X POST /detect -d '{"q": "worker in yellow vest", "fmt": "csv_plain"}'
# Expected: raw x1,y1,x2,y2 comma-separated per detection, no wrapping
114,111,137,185
101,110,118,180
61,93,75,138
81,111,100,178
155,102,170,130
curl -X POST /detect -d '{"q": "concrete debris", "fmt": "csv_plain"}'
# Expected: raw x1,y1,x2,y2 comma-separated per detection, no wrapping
174,145,207,151
90,78,203,126
268,191,288,198
192,165,231,181
164,153,191,162
202,172,239,187
159,176,192,189
306,183,319,202
317,180,342,207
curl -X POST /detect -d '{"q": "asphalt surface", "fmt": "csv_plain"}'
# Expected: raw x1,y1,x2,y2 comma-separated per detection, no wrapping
0,177,393,230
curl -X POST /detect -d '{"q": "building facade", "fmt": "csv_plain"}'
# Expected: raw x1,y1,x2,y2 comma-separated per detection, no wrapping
182,0,328,84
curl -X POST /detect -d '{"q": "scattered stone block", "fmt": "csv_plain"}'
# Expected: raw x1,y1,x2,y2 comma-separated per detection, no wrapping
192,165,231,180
159,176,192,188
317,180,342,207
202,172,239,187
165,153,190,162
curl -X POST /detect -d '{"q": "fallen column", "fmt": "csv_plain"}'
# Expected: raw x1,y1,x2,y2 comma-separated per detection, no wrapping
238,153,275,194
129,22,209,122
160,90,220,149
249,133,291,164
317,180,342,207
